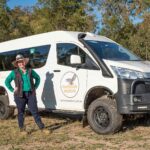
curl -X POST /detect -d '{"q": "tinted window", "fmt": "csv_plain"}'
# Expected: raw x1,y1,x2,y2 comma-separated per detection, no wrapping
57,43,99,70
85,40,141,61
57,43,86,66
0,45,50,71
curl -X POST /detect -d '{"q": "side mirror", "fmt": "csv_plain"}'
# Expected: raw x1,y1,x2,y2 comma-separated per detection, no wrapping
70,55,81,65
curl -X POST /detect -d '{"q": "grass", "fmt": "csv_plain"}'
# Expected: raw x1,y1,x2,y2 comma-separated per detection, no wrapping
0,112,150,150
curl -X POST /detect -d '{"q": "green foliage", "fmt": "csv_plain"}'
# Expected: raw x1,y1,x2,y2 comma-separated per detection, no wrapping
30,0,96,33
0,0,33,41
129,14,150,59
0,0,12,41
0,0,96,42
9,7,33,38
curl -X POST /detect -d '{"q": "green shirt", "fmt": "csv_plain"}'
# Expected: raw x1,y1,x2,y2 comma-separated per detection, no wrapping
5,69,40,92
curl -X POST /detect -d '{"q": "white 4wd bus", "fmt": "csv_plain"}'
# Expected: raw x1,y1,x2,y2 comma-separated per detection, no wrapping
0,31,150,134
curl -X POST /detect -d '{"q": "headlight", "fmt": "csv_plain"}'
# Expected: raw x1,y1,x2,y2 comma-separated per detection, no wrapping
111,66,144,79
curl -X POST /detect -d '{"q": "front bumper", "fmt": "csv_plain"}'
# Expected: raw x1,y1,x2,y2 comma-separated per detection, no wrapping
115,78,150,114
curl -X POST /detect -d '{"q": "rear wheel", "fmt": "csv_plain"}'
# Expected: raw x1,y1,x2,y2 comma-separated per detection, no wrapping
0,96,14,119
87,96,122,134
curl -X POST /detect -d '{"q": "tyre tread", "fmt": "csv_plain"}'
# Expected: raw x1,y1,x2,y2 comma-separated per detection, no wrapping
87,95,122,134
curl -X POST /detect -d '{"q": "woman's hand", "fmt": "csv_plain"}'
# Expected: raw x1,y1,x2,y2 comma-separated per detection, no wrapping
14,87,18,93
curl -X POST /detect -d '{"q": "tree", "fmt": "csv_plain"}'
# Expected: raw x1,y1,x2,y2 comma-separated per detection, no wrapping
0,0,97,42
0,1,33,42
9,7,33,39
30,0,96,34
0,0,12,41
129,14,150,59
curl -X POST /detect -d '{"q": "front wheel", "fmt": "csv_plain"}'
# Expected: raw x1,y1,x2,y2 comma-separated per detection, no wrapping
87,96,122,134
0,96,14,119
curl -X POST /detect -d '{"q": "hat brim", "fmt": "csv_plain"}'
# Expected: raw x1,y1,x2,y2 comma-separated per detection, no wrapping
12,58,29,67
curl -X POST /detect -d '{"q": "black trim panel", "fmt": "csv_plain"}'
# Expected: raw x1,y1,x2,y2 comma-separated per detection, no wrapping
78,33,113,78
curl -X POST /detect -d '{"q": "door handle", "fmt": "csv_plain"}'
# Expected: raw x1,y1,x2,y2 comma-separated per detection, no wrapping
53,70,61,72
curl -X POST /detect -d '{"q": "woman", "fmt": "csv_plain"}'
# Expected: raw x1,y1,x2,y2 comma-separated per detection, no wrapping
5,54,49,134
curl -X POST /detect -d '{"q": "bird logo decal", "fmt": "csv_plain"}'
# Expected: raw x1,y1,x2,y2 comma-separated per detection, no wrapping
61,72,79,98
65,74,77,85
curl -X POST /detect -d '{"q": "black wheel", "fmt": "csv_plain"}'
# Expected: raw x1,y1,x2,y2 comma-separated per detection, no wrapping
87,96,122,134
0,96,14,119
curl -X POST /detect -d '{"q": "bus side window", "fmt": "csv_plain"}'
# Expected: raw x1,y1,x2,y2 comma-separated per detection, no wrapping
0,45,50,71
56,43,99,70
57,43,86,67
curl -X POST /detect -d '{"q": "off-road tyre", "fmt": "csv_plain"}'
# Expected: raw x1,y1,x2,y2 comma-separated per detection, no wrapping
87,96,122,134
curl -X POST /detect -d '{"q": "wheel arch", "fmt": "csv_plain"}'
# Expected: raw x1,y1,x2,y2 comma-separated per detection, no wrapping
84,86,114,110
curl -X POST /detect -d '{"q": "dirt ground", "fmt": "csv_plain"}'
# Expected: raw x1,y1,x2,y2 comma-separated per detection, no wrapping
0,111,150,150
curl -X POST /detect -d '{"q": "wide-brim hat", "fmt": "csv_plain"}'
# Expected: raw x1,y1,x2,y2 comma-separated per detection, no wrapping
12,54,29,67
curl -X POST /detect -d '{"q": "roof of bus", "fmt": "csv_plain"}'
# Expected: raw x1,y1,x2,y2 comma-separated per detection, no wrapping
0,31,115,51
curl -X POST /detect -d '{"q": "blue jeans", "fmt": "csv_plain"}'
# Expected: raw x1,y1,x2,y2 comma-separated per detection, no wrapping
14,91,45,129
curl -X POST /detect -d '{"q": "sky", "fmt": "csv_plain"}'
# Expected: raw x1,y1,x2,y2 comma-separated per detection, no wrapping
7,0,37,8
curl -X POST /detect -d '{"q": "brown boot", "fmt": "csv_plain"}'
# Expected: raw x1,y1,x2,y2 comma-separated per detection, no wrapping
41,128,51,134
20,127,28,136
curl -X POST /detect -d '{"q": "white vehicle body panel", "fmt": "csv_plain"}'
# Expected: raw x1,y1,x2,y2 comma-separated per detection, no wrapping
0,31,149,112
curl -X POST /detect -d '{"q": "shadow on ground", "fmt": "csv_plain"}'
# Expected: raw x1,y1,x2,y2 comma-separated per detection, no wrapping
40,110,83,132
121,114,150,132
23,110,83,133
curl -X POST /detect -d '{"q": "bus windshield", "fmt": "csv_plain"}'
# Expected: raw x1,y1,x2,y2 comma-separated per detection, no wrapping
85,40,142,61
